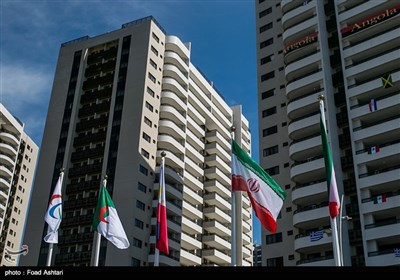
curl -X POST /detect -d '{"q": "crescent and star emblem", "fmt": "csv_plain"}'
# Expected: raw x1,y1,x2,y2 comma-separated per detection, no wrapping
99,206,109,224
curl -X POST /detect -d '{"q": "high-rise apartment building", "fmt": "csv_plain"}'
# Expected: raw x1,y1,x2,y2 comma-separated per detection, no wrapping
253,243,262,266
256,0,399,266
0,104,38,266
22,16,253,266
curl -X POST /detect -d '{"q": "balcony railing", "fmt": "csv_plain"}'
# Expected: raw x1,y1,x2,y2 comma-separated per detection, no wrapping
361,191,400,203
365,218,400,230
294,201,328,214
359,164,400,178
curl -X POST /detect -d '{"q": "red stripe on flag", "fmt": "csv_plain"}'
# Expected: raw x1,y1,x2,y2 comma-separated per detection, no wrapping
231,175,248,192
329,201,339,219
248,192,277,233
156,203,169,255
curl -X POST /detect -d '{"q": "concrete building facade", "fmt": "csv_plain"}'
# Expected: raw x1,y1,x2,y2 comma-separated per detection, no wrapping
0,104,38,266
22,16,253,266
256,0,399,266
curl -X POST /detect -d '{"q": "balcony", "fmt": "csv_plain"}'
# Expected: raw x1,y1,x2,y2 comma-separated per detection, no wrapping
204,166,230,187
183,185,203,206
364,219,400,241
151,217,181,234
185,142,204,164
157,150,184,171
203,249,230,265
204,219,230,237
292,180,327,205
290,156,324,183
164,51,188,75
204,205,230,224
160,105,186,127
181,232,202,250
180,249,202,266
283,16,317,45
294,231,332,252
0,142,18,156
289,134,321,161
153,182,183,201
204,179,231,200
163,64,188,86
205,130,231,153
297,255,335,266
185,156,203,178
161,90,187,113
358,166,400,190
187,116,205,139
205,142,230,163
282,0,316,29
286,70,323,99
293,203,330,228
366,248,400,266
148,254,180,266
162,77,188,100
158,134,185,155
159,119,186,142
184,171,203,192
288,111,319,140
205,154,231,175
203,234,231,251
166,35,190,61
182,201,202,220
0,131,20,146
181,216,202,235
189,92,212,120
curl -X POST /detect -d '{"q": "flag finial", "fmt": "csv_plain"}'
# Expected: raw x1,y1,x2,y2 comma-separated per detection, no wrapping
230,126,236,132
317,94,325,101
161,151,166,157
60,168,65,173
104,174,108,180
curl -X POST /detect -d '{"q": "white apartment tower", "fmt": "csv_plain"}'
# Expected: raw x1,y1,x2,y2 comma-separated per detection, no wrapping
0,104,38,266
22,16,253,266
256,0,399,266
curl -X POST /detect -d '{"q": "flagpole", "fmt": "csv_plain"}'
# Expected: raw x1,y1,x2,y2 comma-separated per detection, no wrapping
45,168,64,267
230,126,237,266
318,95,342,267
91,175,107,267
154,151,166,267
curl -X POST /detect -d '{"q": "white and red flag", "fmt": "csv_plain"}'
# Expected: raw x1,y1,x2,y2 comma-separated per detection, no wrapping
156,157,169,254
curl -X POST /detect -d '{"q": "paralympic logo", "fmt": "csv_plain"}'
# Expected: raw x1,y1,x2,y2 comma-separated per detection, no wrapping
49,194,62,219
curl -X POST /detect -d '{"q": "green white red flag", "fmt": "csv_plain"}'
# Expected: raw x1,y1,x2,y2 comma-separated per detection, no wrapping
231,140,286,233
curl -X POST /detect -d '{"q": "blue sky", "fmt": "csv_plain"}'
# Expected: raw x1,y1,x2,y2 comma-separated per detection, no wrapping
1,0,262,244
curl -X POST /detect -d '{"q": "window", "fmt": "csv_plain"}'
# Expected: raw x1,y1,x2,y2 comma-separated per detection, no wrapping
261,89,274,99
147,87,155,97
287,230,293,236
288,255,295,260
142,132,151,143
132,238,142,248
263,125,277,136
261,71,275,82
131,258,140,267
135,218,144,229
141,148,149,159
152,32,159,43
266,232,282,244
259,0,265,3
262,106,276,117
259,7,272,18
260,38,273,49
282,142,288,147
148,73,156,83
139,165,148,176
136,200,145,211
285,184,291,190
279,67,284,71
265,166,279,176
149,59,157,69
286,207,292,212
138,182,147,193
263,145,278,157
144,117,152,127
150,45,158,56
260,54,274,65
284,162,289,168
259,22,273,33
281,103,286,107
145,101,153,112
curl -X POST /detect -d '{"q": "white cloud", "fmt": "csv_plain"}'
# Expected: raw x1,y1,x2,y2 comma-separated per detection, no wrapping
1,64,52,107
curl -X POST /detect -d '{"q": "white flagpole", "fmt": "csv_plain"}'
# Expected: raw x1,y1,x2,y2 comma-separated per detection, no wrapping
45,168,64,267
91,176,107,266
318,95,342,267
46,243,54,266
154,152,166,267
230,126,237,266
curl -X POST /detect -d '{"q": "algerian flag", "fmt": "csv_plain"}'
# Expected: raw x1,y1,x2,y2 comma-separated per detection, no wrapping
92,180,130,249
231,140,286,233
319,99,340,218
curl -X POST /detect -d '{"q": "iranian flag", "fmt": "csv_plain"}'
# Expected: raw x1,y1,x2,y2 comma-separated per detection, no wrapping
92,180,130,249
320,100,340,218
231,140,286,233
